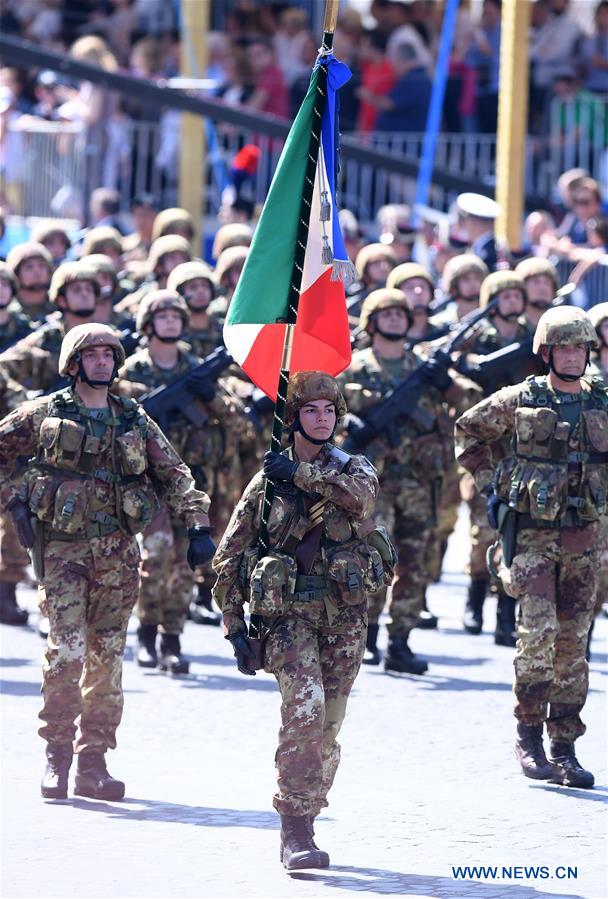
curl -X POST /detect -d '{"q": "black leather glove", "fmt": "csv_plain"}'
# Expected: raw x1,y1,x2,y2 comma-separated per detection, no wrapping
186,526,216,570
420,352,453,392
263,451,298,484
6,497,35,550
482,485,503,530
226,631,257,676
186,371,216,403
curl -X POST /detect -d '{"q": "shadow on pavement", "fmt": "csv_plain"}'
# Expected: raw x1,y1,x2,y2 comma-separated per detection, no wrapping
183,653,236,668
417,654,492,667
376,671,512,692
528,784,607,803
0,678,41,696
0,657,34,668
70,797,279,828
289,864,587,899
171,672,278,692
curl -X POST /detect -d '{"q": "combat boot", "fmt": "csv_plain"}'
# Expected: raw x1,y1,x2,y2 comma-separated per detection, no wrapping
415,594,438,629
279,815,329,870
41,743,73,799
0,581,28,626
463,578,487,634
362,623,381,666
384,635,428,675
189,585,221,626
74,751,125,800
494,592,517,647
136,624,158,668
514,723,558,780
158,633,190,675
549,741,595,788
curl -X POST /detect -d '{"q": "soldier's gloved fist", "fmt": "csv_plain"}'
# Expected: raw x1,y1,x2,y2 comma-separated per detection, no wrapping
6,497,35,550
263,451,298,484
482,486,502,530
420,354,453,392
186,371,216,403
226,631,257,676
187,526,216,570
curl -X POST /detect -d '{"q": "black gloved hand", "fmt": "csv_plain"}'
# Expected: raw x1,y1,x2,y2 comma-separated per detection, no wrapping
186,371,216,403
482,485,503,530
6,497,35,550
263,451,298,484
420,352,453,392
186,526,216,570
226,631,257,676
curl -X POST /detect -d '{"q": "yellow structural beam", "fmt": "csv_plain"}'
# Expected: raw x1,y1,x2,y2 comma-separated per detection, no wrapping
179,0,209,250
495,0,530,250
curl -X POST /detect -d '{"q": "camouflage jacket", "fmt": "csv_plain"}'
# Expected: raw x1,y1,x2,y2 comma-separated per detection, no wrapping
182,316,224,360
0,306,34,352
14,295,55,324
0,369,26,418
455,374,608,524
213,443,379,632
459,318,530,357
0,386,210,538
0,315,65,392
337,346,479,480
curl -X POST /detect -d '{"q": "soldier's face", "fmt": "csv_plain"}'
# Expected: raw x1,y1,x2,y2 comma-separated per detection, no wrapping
64,280,97,311
160,251,189,275
44,234,68,262
401,278,432,313
183,278,213,311
18,257,50,289
497,288,525,319
543,342,588,375
95,271,115,298
366,258,392,286
457,271,482,301
375,306,409,335
299,401,337,441
0,278,12,307
74,345,116,381
525,274,554,304
153,308,183,338
99,244,122,268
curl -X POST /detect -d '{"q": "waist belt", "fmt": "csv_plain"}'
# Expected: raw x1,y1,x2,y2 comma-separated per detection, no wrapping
516,514,562,530
45,511,120,542
291,574,327,602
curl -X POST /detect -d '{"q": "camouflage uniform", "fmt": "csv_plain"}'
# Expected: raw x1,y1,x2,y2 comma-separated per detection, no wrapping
0,380,209,753
6,241,55,323
455,312,606,752
0,371,29,597
213,373,379,821
587,303,608,607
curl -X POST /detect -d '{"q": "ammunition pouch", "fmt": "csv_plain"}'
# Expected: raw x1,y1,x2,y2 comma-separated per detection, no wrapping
365,525,397,586
249,551,297,618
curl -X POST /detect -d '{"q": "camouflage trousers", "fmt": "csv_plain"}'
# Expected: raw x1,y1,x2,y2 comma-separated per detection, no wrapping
596,516,608,609
38,531,140,752
500,522,598,742
465,479,496,580
370,478,434,636
424,462,461,584
137,506,192,635
264,593,367,817
0,512,30,584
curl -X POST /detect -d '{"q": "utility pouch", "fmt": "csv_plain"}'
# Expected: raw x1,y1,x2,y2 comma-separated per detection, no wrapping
116,430,147,475
28,475,59,522
120,483,157,535
40,417,85,469
366,525,397,586
326,547,367,605
583,409,608,452
51,480,92,534
249,551,297,618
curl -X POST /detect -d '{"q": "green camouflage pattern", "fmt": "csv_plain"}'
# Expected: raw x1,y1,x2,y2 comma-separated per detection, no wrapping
137,507,192,634
0,316,65,391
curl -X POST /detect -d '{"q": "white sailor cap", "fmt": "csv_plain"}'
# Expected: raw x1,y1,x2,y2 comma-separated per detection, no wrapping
456,192,501,220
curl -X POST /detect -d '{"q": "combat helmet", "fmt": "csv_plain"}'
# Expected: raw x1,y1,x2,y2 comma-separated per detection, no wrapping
215,246,248,285
49,261,100,304
151,207,194,243
82,226,123,258
479,270,526,308
58,322,125,376
355,243,397,280
136,289,190,334
83,253,119,290
285,371,347,428
212,223,253,260
515,257,559,293
0,261,18,298
30,220,71,254
167,260,217,297
148,235,192,273
441,253,488,296
360,288,413,333
6,241,53,278
587,302,608,344
532,306,598,354
386,262,434,292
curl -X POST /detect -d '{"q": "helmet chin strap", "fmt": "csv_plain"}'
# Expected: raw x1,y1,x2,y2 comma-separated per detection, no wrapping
151,324,181,343
66,306,97,320
292,412,336,446
494,308,522,322
547,346,590,382
375,325,408,342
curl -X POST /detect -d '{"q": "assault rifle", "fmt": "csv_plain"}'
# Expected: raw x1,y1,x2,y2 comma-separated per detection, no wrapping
140,345,232,433
342,299,497,453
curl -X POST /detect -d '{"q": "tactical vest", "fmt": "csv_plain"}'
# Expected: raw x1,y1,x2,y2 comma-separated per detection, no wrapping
27,388,158,539
497,375,608,523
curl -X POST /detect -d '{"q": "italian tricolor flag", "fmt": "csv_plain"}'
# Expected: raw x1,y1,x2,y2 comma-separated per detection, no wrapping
223,56,354,400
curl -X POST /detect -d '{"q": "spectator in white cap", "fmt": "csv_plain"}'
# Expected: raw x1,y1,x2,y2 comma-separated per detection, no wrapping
456,192,501,272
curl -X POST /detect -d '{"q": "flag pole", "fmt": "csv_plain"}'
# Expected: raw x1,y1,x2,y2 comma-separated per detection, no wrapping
252,0,340,630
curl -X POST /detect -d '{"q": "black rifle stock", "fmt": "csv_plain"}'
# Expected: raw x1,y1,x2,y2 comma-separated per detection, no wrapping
140,346,232,433
342,300,497,453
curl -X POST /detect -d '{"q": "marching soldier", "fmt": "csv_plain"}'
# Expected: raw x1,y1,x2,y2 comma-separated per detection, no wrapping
167,261,224,359
0,367,28,626
346,243,397,321
0,261,33,352
431,253,488,328
455,306,604,788
115,235,192,317
515,257,560,332
213,372,382,870
0,323,213,800
338,289,477,673
6,241,55,323
386,263,447,344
